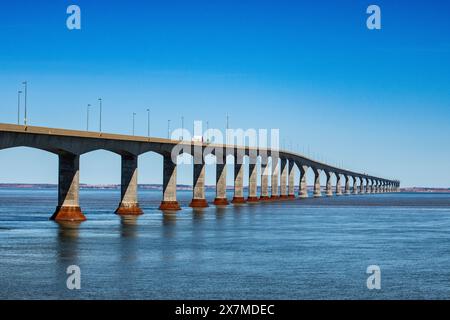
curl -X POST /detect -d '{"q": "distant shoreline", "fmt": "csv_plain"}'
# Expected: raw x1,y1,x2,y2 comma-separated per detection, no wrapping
0,184,448,193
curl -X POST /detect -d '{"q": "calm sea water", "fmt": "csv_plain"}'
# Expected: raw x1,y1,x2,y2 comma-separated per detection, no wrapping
0,189,450,300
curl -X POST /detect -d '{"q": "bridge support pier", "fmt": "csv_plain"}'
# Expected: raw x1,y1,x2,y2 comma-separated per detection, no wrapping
325,171,333,197
190,157,208,208
364,178,369,194
159,155,181,210
299,165,308,198
51,153,86,222
115,154,143,215
247,155,258,202
359,177,364,194
279,158,288,199
213,159,229,205
260,158,270,200
232,153,246,204
374,180,379,193
287,160,295,199
352,176,358,195
270,156,280,199
313,168,322,197
335,173,342,196
344,175,351,195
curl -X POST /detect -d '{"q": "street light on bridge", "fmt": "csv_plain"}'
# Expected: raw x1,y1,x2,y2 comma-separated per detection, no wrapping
167,120,171,139
98,98,102,132
22,81,27,125
132,112,136,136
17,90,22,125
181,116,184,141
86,104,91,131
147,108,150,137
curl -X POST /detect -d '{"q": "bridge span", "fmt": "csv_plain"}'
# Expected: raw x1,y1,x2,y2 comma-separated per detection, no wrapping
0,123,400,221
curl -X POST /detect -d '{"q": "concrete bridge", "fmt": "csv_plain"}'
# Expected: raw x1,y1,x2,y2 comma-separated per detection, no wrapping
0,123,400,221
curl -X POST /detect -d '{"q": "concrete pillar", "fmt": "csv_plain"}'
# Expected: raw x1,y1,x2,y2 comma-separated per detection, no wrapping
335,173,342,196
367,179,372,194
115,154,143,215
232,153,246,203
279,158,288,199
213,155,228,205
298,165,308,198
51,153,86,221
287,160,295,199
325,171,333,196
352,176,358,194
344,175,351,195
260,157,270,200
359,177,364,194
247,154,258,202
159,154,181,210
313,167,322,197
189,156,208,208
270,156,280,199
375,180,380,193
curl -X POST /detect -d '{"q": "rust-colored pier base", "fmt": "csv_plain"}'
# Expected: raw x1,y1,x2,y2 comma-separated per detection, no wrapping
279,195,289,200
246,196,259,203
50,206,86,222
287,195,296,199
270,195,280,200
231,196,246,204
259,196,270,201
189,198,209,208
115,204,143,216
159,201,181,211
213,198,229,205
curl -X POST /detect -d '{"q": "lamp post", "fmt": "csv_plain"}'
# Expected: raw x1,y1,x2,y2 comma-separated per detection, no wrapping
147,108,150,137
132,112,136,135
98,98,102,132
17,90,22,125
86,104,91,131
167,120,171,139
181,116,184,141
22,81,27,125
226,114,229,144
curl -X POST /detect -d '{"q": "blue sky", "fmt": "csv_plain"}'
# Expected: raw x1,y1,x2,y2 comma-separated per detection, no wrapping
0,0,449,187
